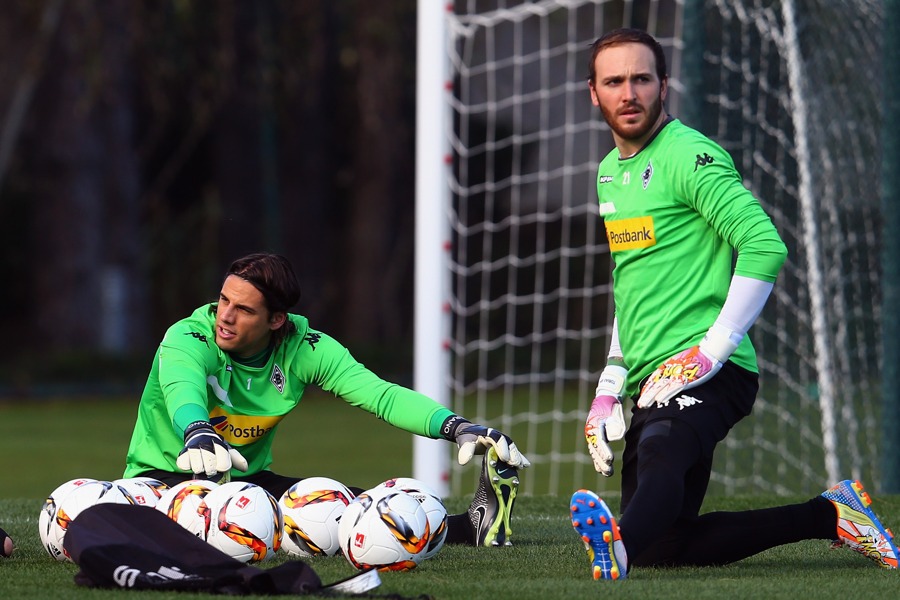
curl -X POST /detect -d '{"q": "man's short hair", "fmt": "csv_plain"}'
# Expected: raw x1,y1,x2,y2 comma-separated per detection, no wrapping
587,28,668,84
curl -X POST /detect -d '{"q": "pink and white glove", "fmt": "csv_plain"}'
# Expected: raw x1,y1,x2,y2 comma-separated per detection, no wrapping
585,364,628,476
638,323,740,408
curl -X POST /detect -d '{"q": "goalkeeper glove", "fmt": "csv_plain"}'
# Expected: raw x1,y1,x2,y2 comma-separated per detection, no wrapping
441,415,531,468
585,364,628,477
175,420,248,480
638,323,739,408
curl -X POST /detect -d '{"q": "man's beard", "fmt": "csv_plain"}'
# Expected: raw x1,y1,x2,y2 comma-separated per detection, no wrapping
601,93,664,142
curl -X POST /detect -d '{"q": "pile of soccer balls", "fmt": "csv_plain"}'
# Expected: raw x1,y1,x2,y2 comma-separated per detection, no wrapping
280,476,448,571
158,480,284,563
38,475,448,570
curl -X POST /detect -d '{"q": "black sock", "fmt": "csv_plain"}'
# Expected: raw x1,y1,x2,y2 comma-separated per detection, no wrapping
443,513,475,545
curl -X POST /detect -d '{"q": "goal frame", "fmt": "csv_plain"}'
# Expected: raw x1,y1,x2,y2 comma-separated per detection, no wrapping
414,0,899,497
413,0,452,497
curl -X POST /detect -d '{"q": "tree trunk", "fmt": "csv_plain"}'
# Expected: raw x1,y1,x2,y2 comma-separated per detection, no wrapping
29,1,144,355
343,0,415,349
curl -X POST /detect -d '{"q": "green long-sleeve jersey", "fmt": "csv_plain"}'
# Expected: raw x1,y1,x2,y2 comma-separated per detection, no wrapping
124,304,453,477
597,118,787,397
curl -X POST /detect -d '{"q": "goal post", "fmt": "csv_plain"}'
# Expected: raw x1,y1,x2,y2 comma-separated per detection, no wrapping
413,0,452,498
882,0,900,494
416,0,892,498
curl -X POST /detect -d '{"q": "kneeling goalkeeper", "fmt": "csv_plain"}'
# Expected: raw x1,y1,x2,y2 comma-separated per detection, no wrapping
124,252,528,547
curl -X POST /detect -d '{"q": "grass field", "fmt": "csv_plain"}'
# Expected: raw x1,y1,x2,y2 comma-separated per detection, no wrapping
1,396,899,598
0,393,414,499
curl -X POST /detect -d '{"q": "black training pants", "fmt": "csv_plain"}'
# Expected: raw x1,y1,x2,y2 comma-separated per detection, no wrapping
617,362,835,567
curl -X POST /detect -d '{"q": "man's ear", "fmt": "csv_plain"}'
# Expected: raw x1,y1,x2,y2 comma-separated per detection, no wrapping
269,311,287,331
589,80,600,107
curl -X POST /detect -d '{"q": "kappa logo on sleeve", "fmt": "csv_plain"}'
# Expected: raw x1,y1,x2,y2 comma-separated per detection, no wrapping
605,216,656,251
303,332,321,350
693,152,715,172
184,331,210,347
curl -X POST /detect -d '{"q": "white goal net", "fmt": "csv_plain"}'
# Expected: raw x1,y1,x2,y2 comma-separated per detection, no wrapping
415,0,885,497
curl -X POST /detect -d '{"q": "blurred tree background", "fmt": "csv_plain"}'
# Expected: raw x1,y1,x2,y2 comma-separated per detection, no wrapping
0,0,418,393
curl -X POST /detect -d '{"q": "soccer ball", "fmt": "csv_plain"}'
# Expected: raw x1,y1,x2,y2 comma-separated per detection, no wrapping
279,477,355,557
39,479,134,562
132,476,171,500
155,479,219,539
112,477,170,509
204,482,283,563
339,485,432,571
377,477,448,560
38,477,98,561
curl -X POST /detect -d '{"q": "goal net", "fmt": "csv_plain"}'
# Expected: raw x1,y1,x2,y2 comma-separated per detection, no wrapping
416,0,885,497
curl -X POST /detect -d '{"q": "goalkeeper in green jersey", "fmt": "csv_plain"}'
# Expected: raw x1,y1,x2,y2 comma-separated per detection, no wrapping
570,28,898,579
124,252,528,547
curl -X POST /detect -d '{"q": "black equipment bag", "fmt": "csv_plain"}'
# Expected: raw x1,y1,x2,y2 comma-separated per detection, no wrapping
63,503,378,595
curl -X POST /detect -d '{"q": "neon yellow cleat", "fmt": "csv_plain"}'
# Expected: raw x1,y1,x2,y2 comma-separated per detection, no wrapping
468,446,519,546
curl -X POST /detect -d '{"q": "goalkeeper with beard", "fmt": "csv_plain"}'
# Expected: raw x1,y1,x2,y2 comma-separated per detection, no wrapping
570,27,898,580
124,251,528,548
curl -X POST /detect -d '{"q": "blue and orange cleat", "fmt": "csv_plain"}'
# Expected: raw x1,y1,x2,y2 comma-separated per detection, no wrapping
821,479,898,569
570,489,628,580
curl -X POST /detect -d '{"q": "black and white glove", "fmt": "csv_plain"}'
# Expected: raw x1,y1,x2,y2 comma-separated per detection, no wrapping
441,415,531,468
175,421,248,480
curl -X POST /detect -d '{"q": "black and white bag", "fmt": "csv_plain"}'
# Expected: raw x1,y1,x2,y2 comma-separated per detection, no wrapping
64,503,380,595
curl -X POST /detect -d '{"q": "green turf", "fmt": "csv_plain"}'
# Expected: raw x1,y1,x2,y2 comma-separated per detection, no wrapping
2,396,899,597
0,393,413,500
2,494,899,599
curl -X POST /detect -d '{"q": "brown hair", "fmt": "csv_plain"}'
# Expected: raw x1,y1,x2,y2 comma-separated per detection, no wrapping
225,252,301,345
587,28,668,84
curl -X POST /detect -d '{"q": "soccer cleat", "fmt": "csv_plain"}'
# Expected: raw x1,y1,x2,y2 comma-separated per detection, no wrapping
821,479,899,569
468,446,519,546
570,489,628,580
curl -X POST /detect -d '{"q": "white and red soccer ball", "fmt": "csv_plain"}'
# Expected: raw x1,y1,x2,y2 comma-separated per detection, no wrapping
154,479,220,539
203,481,283,563
279,476,355,557
113,477,170,509
38,478,134,562
376,477,448,560
338,484,434,571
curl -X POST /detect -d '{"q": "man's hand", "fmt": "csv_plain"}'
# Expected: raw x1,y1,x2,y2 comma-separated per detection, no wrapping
175,421,248,479
585,364,627,476
441,415,530,468
639,344,723,408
